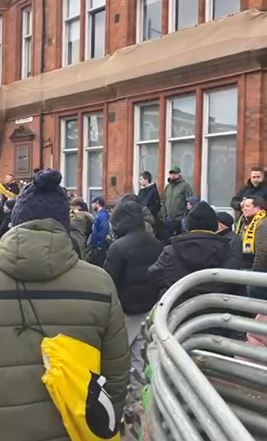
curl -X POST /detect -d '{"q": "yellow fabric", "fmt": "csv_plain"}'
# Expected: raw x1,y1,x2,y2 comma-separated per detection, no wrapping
242,210,266,254
0,183,17,199
41,334,121,441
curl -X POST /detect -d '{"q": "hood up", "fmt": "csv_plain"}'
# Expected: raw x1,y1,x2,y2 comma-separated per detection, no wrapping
111,200,145,237
0,219,78,282
172,232,230,271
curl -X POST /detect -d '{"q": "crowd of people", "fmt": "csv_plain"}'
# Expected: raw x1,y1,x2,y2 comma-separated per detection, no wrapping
0,164,267,440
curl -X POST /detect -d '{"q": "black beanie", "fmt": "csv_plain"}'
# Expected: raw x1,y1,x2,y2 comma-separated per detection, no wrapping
11,169,70,230
187,201,218,232
217,211,234,229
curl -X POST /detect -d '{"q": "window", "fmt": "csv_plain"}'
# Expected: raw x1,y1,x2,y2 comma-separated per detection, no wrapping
15,145,31,177
207,0,240,20
137,0,162,42
202,87,238,207
21,8,32,79
61,119,78,189
170,0,198,32
86,0,106,59
84,113,104,204
63,0,80,66
167,95,196,189
0,16,3,83
134,103,160,190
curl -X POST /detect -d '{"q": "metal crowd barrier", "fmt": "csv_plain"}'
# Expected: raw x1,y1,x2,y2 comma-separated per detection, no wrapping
142,269,267,441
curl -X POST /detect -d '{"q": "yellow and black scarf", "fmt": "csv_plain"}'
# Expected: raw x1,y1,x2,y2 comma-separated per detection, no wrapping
242,210,266,254
0,183,17,200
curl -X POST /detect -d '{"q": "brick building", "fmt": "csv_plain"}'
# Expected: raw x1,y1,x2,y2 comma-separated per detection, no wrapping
0,0,267,209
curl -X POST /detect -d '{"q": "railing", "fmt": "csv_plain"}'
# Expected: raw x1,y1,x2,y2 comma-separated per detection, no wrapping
142,269,267,441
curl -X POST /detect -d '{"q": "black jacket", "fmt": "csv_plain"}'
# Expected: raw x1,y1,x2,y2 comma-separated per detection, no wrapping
148,231,233,302
217,229,242,270
104,201,163,314
231,180,267,210
138,183,161,218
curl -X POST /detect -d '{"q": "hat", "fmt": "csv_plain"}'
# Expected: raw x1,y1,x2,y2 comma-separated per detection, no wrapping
11,169,70,230
187,201,218,232
186,196,200,207
169,166,181,174
92,197,105,206
217,211,234,229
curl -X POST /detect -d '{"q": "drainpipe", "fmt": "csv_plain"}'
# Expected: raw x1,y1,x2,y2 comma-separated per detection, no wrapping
39,0,46,170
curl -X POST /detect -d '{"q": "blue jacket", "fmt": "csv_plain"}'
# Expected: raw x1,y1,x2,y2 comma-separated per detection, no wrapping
90,209,110,247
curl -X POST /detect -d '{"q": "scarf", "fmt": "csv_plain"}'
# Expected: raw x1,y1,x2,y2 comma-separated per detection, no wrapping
242,210,266,254
0,183,17,200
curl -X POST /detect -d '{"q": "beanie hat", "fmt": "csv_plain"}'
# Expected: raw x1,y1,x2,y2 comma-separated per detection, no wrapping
11,169,70,230
217,211,234,229
186,196,200,207
187,201,218,232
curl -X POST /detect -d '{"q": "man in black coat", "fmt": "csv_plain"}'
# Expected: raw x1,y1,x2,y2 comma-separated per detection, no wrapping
231,166,267,217
104,200,163,410
217,211,242,270
148,201,234,303
137,171,161,219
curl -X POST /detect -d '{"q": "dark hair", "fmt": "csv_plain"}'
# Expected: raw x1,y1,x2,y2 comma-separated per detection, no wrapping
140,171,152,183
250,196,266,210
251,166,264,174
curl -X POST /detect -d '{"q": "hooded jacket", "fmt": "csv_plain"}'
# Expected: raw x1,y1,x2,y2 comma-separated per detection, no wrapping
0,218,130,441
104,201,163,314
138,183,161,218
163,177,193,221
231,179,267,211
148,231,233,302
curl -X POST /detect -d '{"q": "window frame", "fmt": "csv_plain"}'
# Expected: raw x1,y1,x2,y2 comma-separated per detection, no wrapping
83,112,104,205
86,0,106,60
165,94,196,189
169,0,199,33
21,7,32,79
61,118,79,190
133,102,160,192
62,0,81,67
205,0,241,21
201,86,238,208
136,0,163,43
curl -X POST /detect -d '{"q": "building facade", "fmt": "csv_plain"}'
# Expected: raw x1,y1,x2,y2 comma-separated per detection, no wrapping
1,0,267,209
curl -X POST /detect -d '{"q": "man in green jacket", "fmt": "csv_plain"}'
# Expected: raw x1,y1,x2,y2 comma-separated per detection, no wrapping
0,169,130,441
162,165,193,236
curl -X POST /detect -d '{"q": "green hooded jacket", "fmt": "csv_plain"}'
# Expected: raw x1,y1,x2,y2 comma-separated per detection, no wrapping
163,177,193,220
0,218,130,441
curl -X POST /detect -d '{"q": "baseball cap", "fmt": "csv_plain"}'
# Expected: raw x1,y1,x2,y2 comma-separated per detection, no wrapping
169,166,181,174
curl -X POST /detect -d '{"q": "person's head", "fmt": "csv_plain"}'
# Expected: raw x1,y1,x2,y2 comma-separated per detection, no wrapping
217,211,234,232
69,197,88,213
187,201,218,232
242,197,265,219
5,174,15,184
186,196,200,211
139,171,152,188
250,166,264,187
111,200,144,238
92,197,105,212
11,169,70,231
169,166,181,182
32,168,42,178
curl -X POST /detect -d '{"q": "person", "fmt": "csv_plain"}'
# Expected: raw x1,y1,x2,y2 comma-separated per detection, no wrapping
0,173,20,206
89,197,110,267
217,211,242,270
0,198,16,238
162,166,193,237
181,195,200,232
121,194,155,235
69,197,94,260
148,201,233,302
0,169,130,441
231,166,267,217
138,171,161,219
236,197,267,271
103,200,163,411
